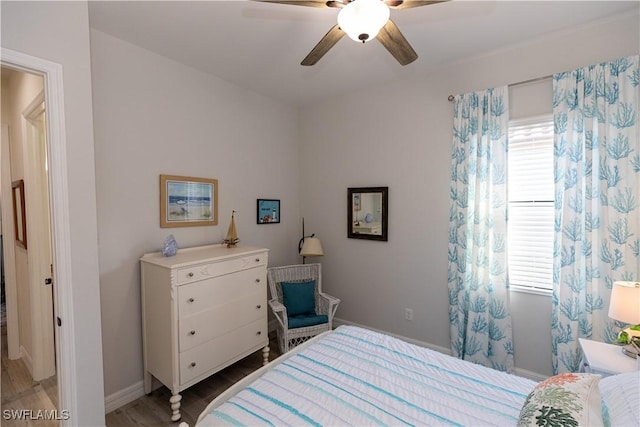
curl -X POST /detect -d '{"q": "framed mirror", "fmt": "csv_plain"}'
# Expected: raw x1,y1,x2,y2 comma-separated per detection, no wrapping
348,187,388,241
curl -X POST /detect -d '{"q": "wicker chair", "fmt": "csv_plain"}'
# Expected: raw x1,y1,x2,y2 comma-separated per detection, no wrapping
267,264,340,353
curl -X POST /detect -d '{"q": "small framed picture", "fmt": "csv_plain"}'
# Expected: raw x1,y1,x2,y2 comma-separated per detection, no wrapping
160,174,218,228
257,199,280,224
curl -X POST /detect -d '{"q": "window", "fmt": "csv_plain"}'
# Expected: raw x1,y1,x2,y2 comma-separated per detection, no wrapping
507,116,554,293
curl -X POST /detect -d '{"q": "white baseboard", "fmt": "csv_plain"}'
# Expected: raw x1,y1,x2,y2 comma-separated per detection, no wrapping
513,367,548,382
333,317,548,381
104,380,146,414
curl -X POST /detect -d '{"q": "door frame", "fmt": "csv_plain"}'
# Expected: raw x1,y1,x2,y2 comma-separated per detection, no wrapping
2,48,78,425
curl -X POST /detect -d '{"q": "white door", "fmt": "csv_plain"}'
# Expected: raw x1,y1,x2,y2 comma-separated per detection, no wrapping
23,93,55,380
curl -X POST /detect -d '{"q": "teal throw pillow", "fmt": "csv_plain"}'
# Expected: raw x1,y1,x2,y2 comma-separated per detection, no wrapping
281,280,316,317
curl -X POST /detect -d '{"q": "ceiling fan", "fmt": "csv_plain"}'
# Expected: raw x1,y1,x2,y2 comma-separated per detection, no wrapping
259,0,447,66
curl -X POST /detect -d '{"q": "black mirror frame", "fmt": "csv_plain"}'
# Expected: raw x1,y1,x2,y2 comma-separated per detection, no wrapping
347,186,388,242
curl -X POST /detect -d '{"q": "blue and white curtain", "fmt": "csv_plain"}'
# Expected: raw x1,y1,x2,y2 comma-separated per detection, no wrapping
552,55,640,373
448,86,514,373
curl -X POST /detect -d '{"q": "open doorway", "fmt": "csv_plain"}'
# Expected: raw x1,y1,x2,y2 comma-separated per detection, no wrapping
1,66,58,422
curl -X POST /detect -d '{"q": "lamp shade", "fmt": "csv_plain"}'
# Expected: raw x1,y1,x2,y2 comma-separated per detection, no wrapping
337,0,390,42
609,281,640,325
300,237,324,257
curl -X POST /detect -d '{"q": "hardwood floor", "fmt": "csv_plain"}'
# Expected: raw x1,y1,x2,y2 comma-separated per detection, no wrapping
1,325,58,427
106,334,280,427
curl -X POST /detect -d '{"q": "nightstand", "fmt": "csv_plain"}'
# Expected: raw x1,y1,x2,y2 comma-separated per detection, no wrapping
578,338,638,377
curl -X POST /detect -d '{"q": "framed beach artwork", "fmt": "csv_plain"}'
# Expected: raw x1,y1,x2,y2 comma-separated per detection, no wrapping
257,199,280,224
160,175,218,228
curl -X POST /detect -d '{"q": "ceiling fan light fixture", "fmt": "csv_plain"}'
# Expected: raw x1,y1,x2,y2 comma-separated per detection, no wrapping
337,0,390,43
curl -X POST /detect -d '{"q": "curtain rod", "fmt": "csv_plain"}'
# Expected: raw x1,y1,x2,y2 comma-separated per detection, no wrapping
447,74,553,102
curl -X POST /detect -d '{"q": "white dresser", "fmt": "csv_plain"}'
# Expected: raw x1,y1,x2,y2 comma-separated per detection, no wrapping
140,244,269,421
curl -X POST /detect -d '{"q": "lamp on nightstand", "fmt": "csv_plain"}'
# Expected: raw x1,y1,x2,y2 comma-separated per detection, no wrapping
608,281,640,358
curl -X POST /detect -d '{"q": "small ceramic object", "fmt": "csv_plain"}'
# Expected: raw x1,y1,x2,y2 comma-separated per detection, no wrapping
162,234,178,257
364,213,374,223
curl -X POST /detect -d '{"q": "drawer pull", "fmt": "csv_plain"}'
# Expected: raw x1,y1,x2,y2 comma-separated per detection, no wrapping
255,258,260,263
189,330,196,336
189,362,196,368
256,305,262,310
188,298,195,303
188,272,194,278
255,278,261,283
256,331,262,336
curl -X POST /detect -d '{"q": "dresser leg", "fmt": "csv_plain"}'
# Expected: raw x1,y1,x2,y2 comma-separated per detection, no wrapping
170,393,182,422
262,345,270,366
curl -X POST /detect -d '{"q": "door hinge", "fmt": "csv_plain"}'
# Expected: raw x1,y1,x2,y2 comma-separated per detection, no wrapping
45,278,53,285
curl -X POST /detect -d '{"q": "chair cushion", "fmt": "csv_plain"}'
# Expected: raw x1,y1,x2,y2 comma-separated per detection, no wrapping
288,314,329,329
281,280,316,316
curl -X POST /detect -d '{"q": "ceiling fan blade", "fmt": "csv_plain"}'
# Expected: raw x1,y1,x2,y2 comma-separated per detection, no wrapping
301,24,345,66
384,0,448,10
377,19,417,65
256,0,345,8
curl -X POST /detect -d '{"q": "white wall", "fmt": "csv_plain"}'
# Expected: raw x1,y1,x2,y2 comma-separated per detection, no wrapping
1,1,105,424
90,29,302,397
299,11,639,378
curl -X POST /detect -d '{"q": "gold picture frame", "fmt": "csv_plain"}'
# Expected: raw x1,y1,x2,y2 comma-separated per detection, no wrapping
12,179,27,249
160,175,218,228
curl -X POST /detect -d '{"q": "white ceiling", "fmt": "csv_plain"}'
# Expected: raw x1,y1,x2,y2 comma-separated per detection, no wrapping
88,1,639,107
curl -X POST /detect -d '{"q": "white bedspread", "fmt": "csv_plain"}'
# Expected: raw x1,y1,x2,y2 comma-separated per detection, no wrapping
198,325,536,426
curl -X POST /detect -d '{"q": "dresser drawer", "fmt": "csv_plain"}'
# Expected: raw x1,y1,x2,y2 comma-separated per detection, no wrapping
178,291,266,352
176,253,267,285
178,267,266,317
179,319,267,385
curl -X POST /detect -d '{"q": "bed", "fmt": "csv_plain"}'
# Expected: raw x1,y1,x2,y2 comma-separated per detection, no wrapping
186,325,639,427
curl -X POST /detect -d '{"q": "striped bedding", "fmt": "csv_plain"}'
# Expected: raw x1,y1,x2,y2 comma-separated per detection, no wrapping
197,325,537,426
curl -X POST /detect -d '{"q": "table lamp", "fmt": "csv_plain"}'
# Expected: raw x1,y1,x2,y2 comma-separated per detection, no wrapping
608,281,640,358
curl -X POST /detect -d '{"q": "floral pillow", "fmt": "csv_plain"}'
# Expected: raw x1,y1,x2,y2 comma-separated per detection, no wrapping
518,373,603,427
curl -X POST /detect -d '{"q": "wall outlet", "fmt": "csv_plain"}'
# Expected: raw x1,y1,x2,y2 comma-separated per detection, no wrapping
404,308,413,321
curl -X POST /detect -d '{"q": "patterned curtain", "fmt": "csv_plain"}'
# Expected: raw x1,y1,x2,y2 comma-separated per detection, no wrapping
552,55,640,373
448,86,514,373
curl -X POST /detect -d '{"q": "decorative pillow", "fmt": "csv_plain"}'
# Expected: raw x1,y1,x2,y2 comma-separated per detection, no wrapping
518,373,603,427
280,280,316,317
599,371,640,427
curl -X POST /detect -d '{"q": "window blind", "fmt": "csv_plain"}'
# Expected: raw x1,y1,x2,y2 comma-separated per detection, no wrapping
508,116,554,291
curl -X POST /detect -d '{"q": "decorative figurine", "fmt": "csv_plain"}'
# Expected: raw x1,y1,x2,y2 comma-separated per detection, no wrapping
162,234,178,257
223,210,239,248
